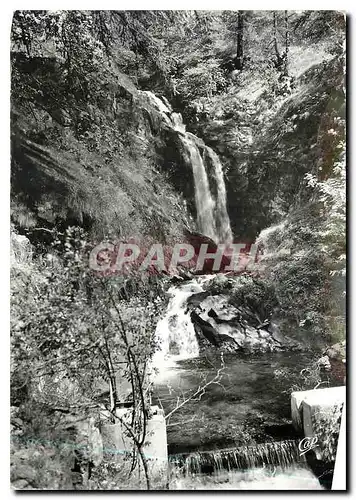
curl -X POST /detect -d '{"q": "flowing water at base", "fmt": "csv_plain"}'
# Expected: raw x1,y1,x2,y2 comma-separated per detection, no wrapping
155,352,317,452
154,351,324,489
170,465,324,490
153,276,330,490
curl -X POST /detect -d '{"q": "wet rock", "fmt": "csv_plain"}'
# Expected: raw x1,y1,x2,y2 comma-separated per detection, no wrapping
267,322,285,344
207,308,218,319
183,230,231,274
172,266,195,282
188,294,286,353
258,329,270,339
186,291,210,309
191,311,240,351
170,275,184,284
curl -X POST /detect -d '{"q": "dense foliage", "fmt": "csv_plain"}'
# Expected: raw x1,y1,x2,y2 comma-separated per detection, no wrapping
10,10,346,490
11,225,169,488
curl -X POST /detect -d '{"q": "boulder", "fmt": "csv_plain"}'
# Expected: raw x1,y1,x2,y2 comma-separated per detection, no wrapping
325,341,346,362
12,479,31,490
188,293,286,353
183,230,231,274
186,291,210,309
190,311,241,351
323,341,346,383
11,464,36,482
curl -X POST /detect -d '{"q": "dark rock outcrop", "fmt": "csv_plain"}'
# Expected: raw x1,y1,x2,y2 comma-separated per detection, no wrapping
190,310,241,351
188,292,293,353
323,341,346,384
183,230,232,274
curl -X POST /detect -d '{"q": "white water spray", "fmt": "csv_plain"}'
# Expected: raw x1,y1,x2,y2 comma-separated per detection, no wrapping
153,281,203,366
181,134,217,241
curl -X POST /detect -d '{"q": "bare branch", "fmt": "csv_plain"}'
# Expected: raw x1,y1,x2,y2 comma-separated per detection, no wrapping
165,354,225,422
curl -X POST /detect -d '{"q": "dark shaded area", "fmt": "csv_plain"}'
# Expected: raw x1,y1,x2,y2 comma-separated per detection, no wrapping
305,451,334,490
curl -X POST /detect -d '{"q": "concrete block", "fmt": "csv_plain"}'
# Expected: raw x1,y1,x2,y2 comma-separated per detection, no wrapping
144,406,168,478
100,405,168,483
291,386,345,461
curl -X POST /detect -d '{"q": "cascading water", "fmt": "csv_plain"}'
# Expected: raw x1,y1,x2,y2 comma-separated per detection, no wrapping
153,279,206,365
204,147,233,244
139,91,233,362
181,133,217,241
144,92,319,489
138,90,232,244
171,440,304,475
169,441,323,490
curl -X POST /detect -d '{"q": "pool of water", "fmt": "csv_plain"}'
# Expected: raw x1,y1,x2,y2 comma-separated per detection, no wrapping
154,351,322,453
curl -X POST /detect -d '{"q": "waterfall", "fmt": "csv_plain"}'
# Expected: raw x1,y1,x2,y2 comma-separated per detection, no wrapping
153,281,203,363
170,440,305,476
181,133,217,241
140,90,234,365
138,91,232,243
204,147,233,244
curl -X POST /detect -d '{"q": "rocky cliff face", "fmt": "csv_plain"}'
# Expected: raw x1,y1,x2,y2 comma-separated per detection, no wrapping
11,55,194,244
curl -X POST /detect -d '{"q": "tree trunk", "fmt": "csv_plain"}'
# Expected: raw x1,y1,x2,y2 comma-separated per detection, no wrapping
284,10,290,76
138,445,151,490
235,11,244,70
108,376,117,414
273,11,282,70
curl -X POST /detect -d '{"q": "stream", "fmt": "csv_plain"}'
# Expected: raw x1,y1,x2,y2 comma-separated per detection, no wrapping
146,91,330,489
152,278,326,490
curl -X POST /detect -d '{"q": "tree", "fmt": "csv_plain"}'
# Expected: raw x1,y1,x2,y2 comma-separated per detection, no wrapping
272,11,285,72
284,11,290,76
271,11,290,75
235,11,244,70
11,226,166,489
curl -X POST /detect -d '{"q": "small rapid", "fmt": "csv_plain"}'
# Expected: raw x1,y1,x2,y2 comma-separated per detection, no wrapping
154,281,202,363
153,275,218,369
171,440,304,475
168,432,323,490
170,465,323,490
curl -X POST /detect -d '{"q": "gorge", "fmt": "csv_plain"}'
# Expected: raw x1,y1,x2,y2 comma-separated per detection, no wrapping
146,89,343,489
10,10,346,491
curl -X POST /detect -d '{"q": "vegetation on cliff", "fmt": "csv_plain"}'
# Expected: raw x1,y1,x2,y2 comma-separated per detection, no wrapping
10,10,345,490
